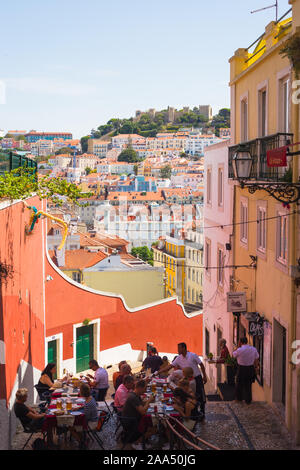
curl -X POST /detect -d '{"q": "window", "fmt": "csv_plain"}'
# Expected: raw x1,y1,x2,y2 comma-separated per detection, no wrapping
218,167,223,207
205,239,211,275
207,168,212,205
240,201,248,244
205,328,210,357
257,206,267,253
217,248,224,286
241,99,248,141
72,272,81,283
276,212,288,265
258,87,268,137
279,77,290,133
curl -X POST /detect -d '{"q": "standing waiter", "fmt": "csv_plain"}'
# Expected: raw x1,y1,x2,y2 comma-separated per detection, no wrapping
155,342,207,416
232,337,259,404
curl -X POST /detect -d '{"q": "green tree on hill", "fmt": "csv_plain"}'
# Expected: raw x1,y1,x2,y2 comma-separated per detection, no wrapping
118,147,140,163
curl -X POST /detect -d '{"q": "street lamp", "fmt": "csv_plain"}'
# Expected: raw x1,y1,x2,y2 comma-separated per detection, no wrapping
232,148,253,179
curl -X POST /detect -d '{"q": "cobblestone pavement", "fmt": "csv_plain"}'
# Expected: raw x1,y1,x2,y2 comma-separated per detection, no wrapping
11,400,299,451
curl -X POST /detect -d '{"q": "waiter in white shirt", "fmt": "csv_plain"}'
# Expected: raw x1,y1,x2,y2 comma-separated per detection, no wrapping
232,337,259,404
155,342,207,416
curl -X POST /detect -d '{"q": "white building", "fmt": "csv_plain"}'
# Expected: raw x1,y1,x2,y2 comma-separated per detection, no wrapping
203,140,234,391
185,134,222,156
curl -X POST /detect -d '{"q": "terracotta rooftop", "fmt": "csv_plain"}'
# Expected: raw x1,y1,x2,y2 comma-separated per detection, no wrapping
49,249,107,270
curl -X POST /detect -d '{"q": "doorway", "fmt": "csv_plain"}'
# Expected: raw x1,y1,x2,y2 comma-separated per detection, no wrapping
76,325,94,373
217,327,222,384
47,340,58,379
273,320,287,411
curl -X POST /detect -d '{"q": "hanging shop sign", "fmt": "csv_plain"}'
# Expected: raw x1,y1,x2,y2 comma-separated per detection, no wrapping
247,312,264,336
267,147,287,167
227,291,247,313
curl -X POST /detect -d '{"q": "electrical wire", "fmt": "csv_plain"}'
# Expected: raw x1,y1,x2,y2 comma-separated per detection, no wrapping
97,209,299,231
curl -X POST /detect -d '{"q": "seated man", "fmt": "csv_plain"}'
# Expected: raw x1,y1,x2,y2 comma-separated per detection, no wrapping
167,366,183,390
114,375,135,412
121,379,155,450
14,388,46,431
141,347,163,374
182,367,196,396
87,359,109,401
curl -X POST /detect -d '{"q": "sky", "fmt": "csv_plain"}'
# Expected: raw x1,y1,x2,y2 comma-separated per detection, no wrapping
0,0,291,138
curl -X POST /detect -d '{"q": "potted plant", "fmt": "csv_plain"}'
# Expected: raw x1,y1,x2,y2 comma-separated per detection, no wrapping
224,355,237,386
82,318,90,326
207,352,214,361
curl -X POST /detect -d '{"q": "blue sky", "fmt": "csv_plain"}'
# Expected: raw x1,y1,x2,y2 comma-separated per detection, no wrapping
0,0,291,138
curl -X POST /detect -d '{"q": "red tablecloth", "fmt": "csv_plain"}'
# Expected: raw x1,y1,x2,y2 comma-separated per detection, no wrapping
43,413,87,431
51,392,62,398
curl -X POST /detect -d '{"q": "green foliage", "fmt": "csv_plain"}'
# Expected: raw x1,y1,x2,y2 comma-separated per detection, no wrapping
160,164,172,179
80,136,90,153
225,355,238,367
118,147,140,163
280,34,300,77
0,167,92,205
55,147,74,155
131,246,154,265
85,167,92,175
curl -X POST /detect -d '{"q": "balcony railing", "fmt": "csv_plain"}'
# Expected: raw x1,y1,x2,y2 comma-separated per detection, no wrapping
0,151,37,176
228,133,293,182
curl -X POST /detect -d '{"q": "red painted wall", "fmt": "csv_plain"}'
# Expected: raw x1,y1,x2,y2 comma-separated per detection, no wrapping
0,197,45,402
45,254,203,358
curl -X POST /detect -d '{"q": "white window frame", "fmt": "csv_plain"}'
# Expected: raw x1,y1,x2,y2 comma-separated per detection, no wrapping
277,67,291,133
206,167,212,206
240,92,248,142
276,211,288,266
257,202,267,255
218,165,224,208
217,246,225,287
257,80,268,138
205,238,211,279
240,197,248,246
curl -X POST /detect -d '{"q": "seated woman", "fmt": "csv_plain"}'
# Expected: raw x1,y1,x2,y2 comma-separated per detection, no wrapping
36,363,57,399
158,356,170,378
178,378,196,399
80,383,99,430
14,388,46,431
172,387,197,431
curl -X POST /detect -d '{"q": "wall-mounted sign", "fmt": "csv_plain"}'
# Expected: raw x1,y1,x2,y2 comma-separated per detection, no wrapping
249,321,264,336
267,147,287,167
227,292,247,313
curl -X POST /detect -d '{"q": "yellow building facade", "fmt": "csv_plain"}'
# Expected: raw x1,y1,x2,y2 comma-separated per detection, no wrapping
153,237,185,303
229,0,300,442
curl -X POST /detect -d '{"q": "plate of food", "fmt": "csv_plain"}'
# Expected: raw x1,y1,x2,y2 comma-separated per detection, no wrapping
165,406,174,412
53,409,65,416
70,411,82,416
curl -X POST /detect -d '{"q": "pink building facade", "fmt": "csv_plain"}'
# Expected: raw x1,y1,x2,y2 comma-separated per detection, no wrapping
203,140,234,390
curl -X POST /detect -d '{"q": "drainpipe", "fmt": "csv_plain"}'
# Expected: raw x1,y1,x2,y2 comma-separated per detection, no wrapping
289,64,299,437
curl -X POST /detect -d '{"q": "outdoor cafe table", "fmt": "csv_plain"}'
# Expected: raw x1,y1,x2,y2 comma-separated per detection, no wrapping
43,385,88,432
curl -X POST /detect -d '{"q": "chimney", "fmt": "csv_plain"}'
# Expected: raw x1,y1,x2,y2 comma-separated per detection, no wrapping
56,247,65,267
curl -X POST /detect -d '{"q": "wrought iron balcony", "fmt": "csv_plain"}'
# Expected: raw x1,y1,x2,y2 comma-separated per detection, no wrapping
229,133,293,182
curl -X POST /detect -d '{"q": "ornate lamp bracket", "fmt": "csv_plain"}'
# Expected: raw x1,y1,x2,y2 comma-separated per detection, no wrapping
239,181,300,204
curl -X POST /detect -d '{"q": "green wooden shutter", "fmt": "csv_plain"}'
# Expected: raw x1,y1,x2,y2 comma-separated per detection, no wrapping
47,340,57,379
